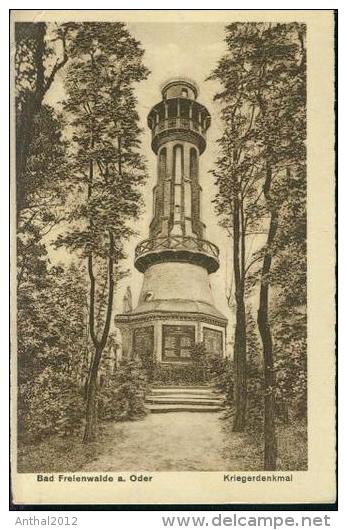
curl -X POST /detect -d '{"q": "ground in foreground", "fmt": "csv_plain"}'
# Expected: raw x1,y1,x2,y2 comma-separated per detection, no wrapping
17,413,307,472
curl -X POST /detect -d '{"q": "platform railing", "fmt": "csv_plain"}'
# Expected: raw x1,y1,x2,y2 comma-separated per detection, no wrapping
135,235,219,261
152,118,206,139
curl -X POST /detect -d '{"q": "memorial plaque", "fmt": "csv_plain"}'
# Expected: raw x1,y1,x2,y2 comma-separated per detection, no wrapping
133,326,154,357
162,325,195,361
203,327,223,356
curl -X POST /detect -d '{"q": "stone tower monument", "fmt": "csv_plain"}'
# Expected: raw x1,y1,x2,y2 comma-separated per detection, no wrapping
115,78,227,363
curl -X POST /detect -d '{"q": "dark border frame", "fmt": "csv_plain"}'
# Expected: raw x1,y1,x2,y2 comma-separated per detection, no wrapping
9,7,338,512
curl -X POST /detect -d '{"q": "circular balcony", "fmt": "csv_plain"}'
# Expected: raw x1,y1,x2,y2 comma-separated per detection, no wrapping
134,235,220,274
148,97,211,154
151,117,207,154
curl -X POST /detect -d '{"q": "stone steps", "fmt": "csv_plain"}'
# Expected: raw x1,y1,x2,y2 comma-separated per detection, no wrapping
151,386,212,391
148,391,221,398
150,388,217,395
147,404,223,413
146,397,223,406
146,385,224,413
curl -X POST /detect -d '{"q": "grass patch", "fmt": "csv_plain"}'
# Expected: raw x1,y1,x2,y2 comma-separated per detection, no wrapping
276,419,308,471
17,424,115,473
222,414,307,471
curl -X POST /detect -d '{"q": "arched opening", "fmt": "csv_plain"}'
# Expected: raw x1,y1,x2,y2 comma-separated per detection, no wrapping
159,147,167,182
173,144,184,183
190,148,200,237
190,148,198,182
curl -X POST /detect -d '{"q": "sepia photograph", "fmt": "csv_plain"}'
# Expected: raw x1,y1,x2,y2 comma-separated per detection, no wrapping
10,9,335,506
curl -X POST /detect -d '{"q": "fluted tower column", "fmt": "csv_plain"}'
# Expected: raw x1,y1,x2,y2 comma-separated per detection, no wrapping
135,79,218,275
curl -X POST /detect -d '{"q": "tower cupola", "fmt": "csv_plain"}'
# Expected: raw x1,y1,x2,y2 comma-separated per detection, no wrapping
147,77,211,155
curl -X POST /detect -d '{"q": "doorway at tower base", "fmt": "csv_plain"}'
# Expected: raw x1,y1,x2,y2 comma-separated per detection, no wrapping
115,314,227,364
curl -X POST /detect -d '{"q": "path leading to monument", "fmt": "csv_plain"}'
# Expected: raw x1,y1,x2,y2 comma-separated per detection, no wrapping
82,412,261,472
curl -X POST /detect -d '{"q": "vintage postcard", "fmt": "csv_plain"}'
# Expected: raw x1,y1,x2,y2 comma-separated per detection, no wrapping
10,9,336,506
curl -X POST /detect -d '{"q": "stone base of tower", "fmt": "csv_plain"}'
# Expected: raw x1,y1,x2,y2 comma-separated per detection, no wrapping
115,262,227,363
115,313,227,364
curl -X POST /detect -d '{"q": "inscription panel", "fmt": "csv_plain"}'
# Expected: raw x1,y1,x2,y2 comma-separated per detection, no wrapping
203,327,223,356
133,326,154,358
162,325,195,361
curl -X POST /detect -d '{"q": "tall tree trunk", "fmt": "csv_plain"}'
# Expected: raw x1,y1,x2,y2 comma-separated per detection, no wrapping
257,160,278,470
233,289,247,431
232,154,247,432
83,231,115,444
83,346,102,443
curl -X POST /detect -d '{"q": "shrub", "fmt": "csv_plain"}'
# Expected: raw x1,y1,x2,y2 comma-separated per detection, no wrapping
138,350,157,381
190,342,211,383
209,355,234,406
150,342,217,386
274,339,307,423
18,357,149,442
18,367,85,442
148,340,236,389
151,362,207,385
98,359,148,421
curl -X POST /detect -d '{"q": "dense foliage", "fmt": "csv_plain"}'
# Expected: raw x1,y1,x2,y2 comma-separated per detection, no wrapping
16,21,149,444
210,22,306,468
98,360,148,422
17,263,89,442
151,362,208,386
55,22,149,442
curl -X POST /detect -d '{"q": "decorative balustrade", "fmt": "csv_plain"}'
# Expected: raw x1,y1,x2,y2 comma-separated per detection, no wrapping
152,118,206,140
134,235,219,273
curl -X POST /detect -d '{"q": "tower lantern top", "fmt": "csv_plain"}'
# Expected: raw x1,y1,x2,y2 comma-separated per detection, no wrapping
148,77,211,155
160,78,199,100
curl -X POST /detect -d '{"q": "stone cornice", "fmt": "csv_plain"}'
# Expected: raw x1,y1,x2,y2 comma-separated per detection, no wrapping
115,310,227,328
